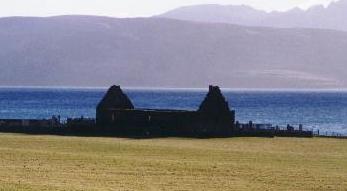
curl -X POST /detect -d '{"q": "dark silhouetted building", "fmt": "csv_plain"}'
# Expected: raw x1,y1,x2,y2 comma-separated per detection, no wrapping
96,85,235,136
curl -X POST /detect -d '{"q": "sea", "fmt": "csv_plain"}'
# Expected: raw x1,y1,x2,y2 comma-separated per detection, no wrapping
1,87,347,135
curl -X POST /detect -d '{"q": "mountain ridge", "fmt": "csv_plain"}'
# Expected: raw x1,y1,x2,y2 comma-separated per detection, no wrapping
159,0,347,31
1,16,347,88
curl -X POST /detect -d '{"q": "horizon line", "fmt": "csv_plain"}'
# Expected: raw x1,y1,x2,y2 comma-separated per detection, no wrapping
2,85,347,92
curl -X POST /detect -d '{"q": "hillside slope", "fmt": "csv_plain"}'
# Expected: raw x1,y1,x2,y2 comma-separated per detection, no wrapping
1,16,347,88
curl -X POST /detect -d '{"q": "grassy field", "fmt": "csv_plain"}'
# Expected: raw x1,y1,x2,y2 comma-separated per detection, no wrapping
0,133,346,191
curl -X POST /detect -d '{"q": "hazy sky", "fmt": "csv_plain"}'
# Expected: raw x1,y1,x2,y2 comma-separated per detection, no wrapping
0,0,339,18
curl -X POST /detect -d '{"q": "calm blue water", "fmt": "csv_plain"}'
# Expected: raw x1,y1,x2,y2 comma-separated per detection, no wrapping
1,87,347,135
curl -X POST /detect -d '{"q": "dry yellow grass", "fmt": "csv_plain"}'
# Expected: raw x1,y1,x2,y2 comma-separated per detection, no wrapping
0,133,346,191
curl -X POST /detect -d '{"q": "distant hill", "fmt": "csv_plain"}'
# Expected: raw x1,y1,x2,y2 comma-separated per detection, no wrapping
1,16,347,88
159,0,347,31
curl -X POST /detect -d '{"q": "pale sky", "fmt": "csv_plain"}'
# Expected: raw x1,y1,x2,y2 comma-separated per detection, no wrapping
0,0,339,18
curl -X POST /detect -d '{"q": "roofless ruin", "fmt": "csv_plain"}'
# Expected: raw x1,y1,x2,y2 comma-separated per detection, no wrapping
96,85,235,136
0,85,314,138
